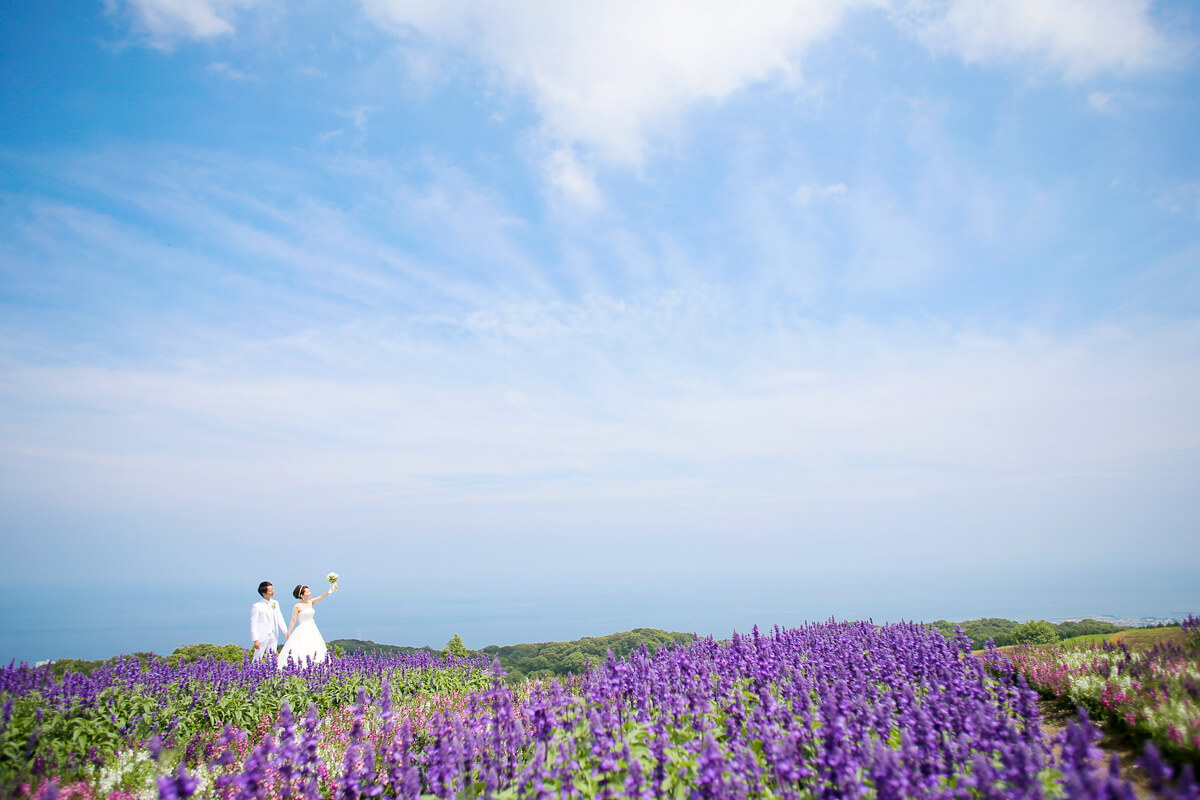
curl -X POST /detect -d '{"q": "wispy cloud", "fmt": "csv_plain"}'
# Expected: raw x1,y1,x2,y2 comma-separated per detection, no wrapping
1157,182,1200,221
543,147,602,210
207,61,255,81
795,183,849,205
4,150,1198,502
109,0,262,46
338,105,375,131
1088,91,1117,113
4,299,1198,527
896,0,1186,80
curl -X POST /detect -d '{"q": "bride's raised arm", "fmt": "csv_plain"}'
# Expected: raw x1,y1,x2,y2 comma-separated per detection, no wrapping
312,583,338,605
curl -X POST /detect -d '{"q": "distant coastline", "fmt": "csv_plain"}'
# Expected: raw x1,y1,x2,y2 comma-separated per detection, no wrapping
20,615,1195,678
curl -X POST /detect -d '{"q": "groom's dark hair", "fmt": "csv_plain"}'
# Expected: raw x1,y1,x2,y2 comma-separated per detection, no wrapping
258,581,273,596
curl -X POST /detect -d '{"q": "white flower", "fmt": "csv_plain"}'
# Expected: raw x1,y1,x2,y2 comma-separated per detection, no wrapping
326,572,339,583
270,599,278,609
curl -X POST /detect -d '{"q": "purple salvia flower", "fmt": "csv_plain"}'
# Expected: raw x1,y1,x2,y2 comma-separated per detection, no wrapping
157,763,200,800
695,734,727,800
1140,741,1174,795
146,734,164,762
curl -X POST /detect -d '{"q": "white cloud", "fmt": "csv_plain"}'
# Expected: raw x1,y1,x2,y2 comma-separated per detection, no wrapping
339,105,376,131
359,0,878,167
207,61,254,80
898,0,1182,80
543,147,603,210
1088,91,1116,112
795,182,849,205
114,0,261,44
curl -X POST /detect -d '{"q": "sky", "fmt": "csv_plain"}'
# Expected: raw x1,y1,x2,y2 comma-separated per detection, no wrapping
2,0,1199,664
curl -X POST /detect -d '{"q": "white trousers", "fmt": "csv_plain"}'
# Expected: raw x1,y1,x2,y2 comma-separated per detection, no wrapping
252,635,278,662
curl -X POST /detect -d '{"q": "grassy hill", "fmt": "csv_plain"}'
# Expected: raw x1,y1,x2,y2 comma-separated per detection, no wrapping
982,625,1186,656
1111,626,1188,648
1057,633,1114,647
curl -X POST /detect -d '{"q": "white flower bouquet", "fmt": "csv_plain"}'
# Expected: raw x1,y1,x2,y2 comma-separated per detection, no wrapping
326,572,339,591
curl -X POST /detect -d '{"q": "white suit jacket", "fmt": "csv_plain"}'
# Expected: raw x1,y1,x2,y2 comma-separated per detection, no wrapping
250,599,288,643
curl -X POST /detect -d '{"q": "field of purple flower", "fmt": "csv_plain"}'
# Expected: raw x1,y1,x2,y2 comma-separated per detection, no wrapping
4,620,1198,799
0,651,495,797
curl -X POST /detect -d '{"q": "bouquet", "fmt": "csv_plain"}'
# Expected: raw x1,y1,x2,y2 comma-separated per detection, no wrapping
326,572,339,589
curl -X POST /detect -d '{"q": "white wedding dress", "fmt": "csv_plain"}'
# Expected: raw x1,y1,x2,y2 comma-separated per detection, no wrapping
277,604,328,666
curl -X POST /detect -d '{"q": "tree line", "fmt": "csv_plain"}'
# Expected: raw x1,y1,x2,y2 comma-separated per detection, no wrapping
928,617,1129,650
334,628,695,683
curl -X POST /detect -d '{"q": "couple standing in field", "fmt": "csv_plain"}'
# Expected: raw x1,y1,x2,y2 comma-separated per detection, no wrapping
249,575,339,666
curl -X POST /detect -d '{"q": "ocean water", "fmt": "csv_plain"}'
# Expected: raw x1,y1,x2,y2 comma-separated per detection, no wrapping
5,570,1195,665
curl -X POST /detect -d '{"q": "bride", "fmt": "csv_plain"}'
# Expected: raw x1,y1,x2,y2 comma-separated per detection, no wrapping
278,581,338,667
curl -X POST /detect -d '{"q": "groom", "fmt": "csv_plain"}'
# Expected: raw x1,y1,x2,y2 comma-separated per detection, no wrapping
250,581,289,663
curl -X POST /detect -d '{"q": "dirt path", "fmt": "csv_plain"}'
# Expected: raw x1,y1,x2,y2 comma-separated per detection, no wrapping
1037,699,1157,798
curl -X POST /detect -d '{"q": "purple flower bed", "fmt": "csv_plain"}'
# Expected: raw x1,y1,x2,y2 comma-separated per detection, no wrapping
0,650,493,794
7,621,1198,799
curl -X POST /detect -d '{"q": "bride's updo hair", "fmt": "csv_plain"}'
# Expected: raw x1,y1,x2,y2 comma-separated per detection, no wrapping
293,584,308,599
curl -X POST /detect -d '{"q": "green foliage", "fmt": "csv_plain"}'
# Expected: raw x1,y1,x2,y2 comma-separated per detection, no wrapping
1053,619,1125,639
930,618,1128,650
328,639,439,657
1012,620,1059,645
166,643,248,667
443,633,470,660
930,618,1021,649
47,652,160,680
481,628,694,682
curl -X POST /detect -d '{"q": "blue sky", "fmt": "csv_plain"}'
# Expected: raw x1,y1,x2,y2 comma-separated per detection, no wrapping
2,0,1199,663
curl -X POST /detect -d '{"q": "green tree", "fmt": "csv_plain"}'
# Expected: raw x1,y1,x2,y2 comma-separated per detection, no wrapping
1055,619,1125,639
443,633,470,659
167,643,248,667
559,651,587,675
1012,620,1059,645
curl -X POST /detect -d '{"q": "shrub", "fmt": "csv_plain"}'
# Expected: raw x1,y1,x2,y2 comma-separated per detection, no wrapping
443,633,470,660
1012,620,1059,645
166,643,249,667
